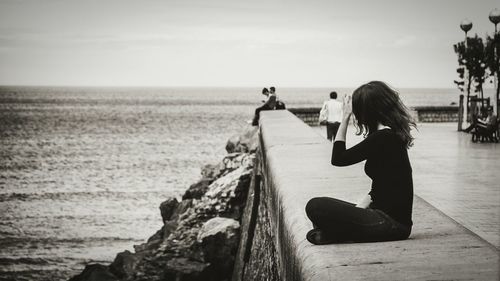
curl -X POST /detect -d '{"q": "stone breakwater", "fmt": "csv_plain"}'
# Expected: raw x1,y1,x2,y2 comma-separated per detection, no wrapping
70,127,259,281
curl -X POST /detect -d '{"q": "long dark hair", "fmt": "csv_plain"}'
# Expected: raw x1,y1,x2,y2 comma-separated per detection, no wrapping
352,81,416,148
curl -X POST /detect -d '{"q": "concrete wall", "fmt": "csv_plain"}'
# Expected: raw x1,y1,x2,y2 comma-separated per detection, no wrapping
288,106,459,124
233,110,499,281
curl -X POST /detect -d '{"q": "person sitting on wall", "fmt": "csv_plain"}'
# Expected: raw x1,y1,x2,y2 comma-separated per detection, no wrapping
268,86,288,110
251,87,277,126
305,81,416,244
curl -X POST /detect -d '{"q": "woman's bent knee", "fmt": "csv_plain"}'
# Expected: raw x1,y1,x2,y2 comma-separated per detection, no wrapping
305,197,327,217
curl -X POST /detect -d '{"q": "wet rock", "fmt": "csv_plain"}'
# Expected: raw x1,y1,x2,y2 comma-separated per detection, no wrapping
69,264,118,281
109,250,137,279
159,197,179,222
198,217,240,279
182,178,213,200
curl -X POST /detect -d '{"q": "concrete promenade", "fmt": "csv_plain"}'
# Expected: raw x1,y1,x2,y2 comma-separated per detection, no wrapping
256,109,499,280
314,123,500,249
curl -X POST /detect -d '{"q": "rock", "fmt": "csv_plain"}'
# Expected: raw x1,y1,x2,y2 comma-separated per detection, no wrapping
228,172,252,219
134,237,162,255
240,127,259,153
161,207,206,260
163,220,178,240
160,197,179,222
171,199,193,220
69,264,118,281
212,153,255,181
135,221,178,255
201,163,224,180
157,157,252,265
221,153,246,172
200,153,254,183
147,226,164,242
225,127,258,154
198,217,240,279
163,258,213,281
225,134,240,154
109,250,137,279
182,178,213,200
204,165,253,219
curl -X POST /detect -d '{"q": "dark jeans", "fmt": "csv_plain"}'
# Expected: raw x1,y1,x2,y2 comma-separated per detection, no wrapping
305,197,411,243
326,122,340,141
252,104,273,126
463,118,478,133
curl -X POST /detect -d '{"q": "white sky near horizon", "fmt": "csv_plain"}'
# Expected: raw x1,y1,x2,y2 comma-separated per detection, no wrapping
0,0,498,88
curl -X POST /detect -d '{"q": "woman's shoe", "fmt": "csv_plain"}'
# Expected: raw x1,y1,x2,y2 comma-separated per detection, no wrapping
306,229,337,245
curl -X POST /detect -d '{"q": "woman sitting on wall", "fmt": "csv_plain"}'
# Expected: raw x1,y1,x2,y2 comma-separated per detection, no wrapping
305,81,416,244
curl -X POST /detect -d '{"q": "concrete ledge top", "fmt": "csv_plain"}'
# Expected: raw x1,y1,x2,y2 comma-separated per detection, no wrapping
259,110,499,281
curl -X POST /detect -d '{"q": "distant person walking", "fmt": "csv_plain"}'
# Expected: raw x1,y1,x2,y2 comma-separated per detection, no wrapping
305,81,416,245
319,91,343,141
252,87,277,126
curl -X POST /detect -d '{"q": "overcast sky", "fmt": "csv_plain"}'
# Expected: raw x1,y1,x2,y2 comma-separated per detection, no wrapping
0,0,498,88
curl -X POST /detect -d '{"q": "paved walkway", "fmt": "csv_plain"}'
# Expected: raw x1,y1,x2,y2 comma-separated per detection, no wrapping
314,123,500,249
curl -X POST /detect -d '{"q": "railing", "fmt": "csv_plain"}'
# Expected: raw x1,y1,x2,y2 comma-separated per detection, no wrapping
288,106,460,124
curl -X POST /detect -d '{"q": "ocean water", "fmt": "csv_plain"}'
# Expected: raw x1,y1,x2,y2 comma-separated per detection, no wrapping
0,86,488,280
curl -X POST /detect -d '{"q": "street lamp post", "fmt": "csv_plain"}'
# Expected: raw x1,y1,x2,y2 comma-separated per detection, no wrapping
460,19,472,130
489,8,500,116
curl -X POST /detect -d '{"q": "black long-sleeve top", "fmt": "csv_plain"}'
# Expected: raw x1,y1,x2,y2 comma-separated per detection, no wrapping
332,129,413,227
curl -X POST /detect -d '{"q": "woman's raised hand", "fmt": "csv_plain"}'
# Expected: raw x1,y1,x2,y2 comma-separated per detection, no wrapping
343,94,353,117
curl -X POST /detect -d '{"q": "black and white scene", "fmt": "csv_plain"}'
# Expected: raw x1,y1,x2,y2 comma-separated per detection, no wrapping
0,0,499,280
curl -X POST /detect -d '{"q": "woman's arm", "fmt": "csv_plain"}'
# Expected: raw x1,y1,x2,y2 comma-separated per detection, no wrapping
331,95,376,166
